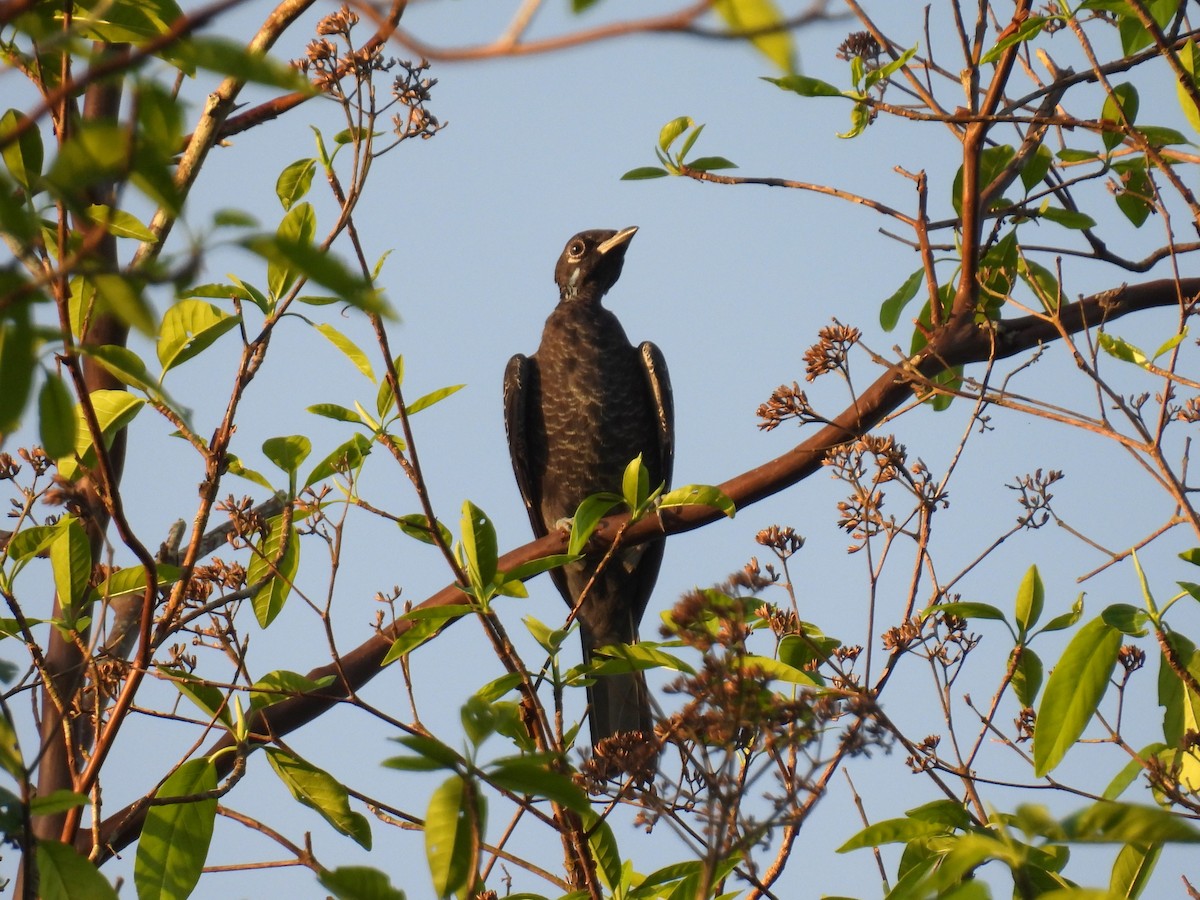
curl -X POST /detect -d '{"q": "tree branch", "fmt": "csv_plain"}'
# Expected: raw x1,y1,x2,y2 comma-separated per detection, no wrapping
84,274,1199,860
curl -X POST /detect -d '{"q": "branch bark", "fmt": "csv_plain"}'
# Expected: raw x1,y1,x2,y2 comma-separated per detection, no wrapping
84,274,1199,861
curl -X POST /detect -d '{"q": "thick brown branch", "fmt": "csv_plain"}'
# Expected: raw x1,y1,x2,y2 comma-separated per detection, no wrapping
85,274,1197,860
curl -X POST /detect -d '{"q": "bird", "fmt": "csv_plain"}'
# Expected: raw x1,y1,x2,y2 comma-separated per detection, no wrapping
503,227,673,744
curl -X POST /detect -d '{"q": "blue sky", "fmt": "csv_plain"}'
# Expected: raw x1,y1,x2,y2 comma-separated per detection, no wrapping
5,1,1200,897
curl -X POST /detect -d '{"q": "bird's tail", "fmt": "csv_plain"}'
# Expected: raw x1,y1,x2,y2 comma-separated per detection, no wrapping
580,628,652,744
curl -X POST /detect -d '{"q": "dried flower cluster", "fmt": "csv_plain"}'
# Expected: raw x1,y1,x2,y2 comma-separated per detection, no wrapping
755,524,805,559
803,323,861,382
1007,468,1064,529
836,31,882,64
755,382,819,431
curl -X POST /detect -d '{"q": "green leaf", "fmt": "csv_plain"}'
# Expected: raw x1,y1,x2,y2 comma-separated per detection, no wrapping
389,732,463,769
170,36,315,90
741,653,819,685
266,749,372,849
568,493,624,557
1102,602,1148,637
249,670,336,709
838,816,949,852
314,322,375,381
460,501,498,600
50,518,91,621
685,155,738,171
1019,144,1054,192
134,758,217,900
1175,40,1200,134
714,0,795,73
658,484,736,517
397,513,453,547
29,789,87,816
5,523,60,562
505,554,576,583
488,760,591,812
621,454,651,511
1041,593,1084,633
1013,647,1044,708
1098,333,1148,367
1033,616,1122,776
1101,83,1139,151
277,158,317,210
621,166,670,180
425,774,483,898
406,383,465,415
82,343,156,394
879,269,924,332
263,435,312,475
0,109,44,191
157,299,240,374
307,403,365,425
38,373,77,459
91,273,156,336
980,15,1048,65
658,116,694,152
461,695,495,747
1110,840,1161,899
38,840,119,900
81,203,155,241
247,514,300,628
245,235,386,315
0,304,36,433
95,563,182,600
837,101,871,139
1152,328,1187,361
1039,206,1096,230
1015,564,1044,638
764,74,842,97
927,601,1008,623
164,668,232,727
267,202,317,299
1063,800,1200,843
318,866,407,900
304,433,372,487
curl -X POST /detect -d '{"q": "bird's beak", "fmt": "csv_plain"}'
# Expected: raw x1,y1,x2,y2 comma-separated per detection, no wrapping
597,226,638,256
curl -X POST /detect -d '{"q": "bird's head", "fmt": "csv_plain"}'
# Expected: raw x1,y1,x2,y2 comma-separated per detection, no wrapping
554,226,638,302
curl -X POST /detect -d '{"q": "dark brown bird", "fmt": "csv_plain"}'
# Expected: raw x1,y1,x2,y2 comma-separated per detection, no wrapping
503,227,673,743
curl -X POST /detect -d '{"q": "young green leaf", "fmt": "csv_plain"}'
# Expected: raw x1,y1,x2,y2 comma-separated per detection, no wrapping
1101,83,1139,151
266,748,372,848
658,116,694,152
304,433,372,487
49,517,91,621
460,501,498,601
1012,646,1044,708
276,158,316,210
318,866,406,900
1033,616,1122,776
568,493,623,557
0,305,36,433
621,166,670,180
157,300,240,374
247,514,299,628
1015,564,1044,639
425,773,484,898
37,372,77,459
315,322,375,381
658,483,736,517
714,0,795,73
406,383,465,415
0,109,43,191
879,269,924,332
262,435,311,476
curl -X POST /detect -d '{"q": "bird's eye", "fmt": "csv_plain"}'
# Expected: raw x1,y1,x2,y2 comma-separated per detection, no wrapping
568,240,586,259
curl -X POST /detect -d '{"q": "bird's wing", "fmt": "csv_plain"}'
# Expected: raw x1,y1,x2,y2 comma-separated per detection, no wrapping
639,342,675,488
503,353,548,538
